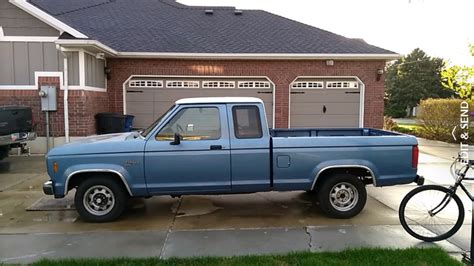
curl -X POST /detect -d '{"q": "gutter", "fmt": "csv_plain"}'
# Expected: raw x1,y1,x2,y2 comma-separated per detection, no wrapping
55,39,401,60
59,47,70,143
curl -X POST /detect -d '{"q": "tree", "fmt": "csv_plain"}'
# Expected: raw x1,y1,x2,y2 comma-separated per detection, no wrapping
441,65,474,100
385,48,452,117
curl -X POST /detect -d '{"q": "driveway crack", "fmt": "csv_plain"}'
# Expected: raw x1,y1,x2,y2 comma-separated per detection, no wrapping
159,196,183,259
305,226,313,251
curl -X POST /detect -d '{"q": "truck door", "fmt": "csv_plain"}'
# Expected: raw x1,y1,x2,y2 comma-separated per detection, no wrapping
144,104,231,194
227,104,271,192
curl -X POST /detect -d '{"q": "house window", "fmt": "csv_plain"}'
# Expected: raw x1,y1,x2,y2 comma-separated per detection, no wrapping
237,81,271,89
129,80,163,88
291,81,324,89
202,81,235,88
166,80,200,88
326,81,359,89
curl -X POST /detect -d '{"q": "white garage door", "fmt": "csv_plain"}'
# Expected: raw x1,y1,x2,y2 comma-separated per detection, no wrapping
125,77,274,129
290,78,362,128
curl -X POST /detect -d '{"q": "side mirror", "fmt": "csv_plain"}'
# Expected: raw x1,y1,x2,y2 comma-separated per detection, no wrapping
170,133,181,145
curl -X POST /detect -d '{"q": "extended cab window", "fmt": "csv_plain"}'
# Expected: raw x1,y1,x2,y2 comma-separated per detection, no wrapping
232,106,263,139
156,107,221,141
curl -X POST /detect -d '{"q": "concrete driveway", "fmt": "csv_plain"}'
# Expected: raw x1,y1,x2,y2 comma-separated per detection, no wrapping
0,138,471,263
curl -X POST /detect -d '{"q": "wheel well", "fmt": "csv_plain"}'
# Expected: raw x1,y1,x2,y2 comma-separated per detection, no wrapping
67,172,130,195
313,167,374,190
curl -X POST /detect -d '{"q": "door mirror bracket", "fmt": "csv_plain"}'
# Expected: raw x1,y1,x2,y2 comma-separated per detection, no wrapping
170,133,182,145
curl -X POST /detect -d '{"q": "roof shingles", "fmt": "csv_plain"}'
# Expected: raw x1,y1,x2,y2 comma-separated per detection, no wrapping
29,0,396,55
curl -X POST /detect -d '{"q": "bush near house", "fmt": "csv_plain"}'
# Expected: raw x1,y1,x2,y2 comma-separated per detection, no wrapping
416,98,473,143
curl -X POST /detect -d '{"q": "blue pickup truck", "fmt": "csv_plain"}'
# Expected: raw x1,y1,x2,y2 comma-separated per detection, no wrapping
43,97,423,222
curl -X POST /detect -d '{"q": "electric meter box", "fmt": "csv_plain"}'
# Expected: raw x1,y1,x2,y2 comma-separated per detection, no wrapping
39,85,57,111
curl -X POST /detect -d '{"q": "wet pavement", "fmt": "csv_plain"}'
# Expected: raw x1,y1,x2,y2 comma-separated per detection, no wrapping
0,138,472,262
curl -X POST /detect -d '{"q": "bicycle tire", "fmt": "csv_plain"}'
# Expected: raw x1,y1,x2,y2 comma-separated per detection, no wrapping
399,185,464,242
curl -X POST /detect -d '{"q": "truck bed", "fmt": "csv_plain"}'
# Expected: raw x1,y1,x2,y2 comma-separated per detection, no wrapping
270,128,400,138
269,127,418,188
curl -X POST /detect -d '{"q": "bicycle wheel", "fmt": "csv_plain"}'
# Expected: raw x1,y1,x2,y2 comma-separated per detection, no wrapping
399,185,464,242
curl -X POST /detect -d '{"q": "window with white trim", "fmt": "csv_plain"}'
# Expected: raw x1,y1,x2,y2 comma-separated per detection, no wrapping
129,80,163,88
166,80,200,88
291,81,324,89
237,81,271,89
326,81,359,89
202,81,235,88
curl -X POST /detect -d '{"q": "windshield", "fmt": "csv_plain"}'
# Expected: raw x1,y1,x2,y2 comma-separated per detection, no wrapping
140,105,176,138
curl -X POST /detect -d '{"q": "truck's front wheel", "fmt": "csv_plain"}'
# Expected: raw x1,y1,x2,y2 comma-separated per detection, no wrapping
317,174,367,219
74,176,127,222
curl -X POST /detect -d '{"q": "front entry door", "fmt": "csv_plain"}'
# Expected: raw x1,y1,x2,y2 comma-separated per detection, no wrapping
144,104,231,194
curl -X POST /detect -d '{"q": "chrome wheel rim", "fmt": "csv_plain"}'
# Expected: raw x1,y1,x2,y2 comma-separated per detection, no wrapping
329,182,359,212
83,185,115,216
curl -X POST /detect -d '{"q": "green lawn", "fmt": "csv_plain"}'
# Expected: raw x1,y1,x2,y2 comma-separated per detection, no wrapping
33,248,460,266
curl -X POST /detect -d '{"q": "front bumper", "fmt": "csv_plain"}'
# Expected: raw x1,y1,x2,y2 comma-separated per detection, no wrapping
43,180,54,195
414,175,425,186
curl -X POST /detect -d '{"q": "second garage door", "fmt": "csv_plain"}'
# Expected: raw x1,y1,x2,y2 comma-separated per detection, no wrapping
125,77,274,129
290,78,362,128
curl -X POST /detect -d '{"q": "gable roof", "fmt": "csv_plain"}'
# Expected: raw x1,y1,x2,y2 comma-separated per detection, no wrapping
25,0,397,57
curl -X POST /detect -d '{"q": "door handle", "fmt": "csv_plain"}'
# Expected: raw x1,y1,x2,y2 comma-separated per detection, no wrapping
210,145,223,150
323,105,327,114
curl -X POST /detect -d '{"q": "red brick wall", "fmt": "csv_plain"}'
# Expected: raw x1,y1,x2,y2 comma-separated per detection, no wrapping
0,59,386,137
106,59,386,128
0,77,109,136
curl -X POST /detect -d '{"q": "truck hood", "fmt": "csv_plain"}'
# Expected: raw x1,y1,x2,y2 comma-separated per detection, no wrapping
47,132,145,156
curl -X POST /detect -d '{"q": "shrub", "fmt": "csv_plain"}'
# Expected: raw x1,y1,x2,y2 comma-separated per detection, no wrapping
383,116,398,131
417,98,472,142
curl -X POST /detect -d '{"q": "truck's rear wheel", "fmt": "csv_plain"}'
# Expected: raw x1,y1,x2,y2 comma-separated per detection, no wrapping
74,176,127,222
317,173,367,218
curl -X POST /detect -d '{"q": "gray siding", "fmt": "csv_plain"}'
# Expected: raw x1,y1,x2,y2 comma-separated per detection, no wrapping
0,0,59,36
0,42,79,86
85,53,105,88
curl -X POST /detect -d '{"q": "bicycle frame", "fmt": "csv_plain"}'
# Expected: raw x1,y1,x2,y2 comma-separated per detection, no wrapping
429,161,474,216
457,164,474,201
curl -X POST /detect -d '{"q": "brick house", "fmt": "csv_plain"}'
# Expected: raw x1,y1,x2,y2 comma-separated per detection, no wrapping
0,0,398,152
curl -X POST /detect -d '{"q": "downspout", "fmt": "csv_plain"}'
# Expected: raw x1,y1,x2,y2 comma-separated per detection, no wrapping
60,47,70,143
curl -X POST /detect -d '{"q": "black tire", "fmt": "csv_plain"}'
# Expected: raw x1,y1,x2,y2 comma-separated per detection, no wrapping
74,176,127,222
317,174,367,218
399,185,464,242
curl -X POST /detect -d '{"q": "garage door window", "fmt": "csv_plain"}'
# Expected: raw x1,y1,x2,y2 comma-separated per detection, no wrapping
291,81,323,89
232,106,263,139
156,107,221,141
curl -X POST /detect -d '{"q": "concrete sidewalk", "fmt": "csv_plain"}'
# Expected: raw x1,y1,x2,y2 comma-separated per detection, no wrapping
0,225,464,264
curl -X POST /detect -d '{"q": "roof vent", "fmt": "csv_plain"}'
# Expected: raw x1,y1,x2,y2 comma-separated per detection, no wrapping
205,9,214,15
234,10,243,15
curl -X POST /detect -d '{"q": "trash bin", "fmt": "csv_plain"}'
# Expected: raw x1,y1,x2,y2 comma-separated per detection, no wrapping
124,115,135,132
95,113,125,134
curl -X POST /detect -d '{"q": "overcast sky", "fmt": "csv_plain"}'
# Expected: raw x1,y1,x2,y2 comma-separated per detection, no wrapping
179,0,474,66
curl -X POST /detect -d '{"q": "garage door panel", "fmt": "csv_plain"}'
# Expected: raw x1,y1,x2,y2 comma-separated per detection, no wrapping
126,79,274,129
155,89,197,101
133,114,156,129
126,90,154,101
292,94,359,104
290,80,361,128
291,115,359,128
292,102,359,115
127,102,154,114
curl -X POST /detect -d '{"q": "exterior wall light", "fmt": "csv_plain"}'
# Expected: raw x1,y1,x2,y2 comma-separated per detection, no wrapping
376,68,384,81
326,60,334,66
104,67,112,80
